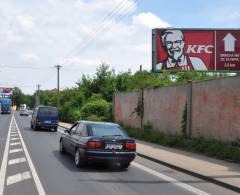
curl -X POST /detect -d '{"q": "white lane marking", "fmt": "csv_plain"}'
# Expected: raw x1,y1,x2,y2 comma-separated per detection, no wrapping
132,162,210,195
10,134,18,137
0,115,13,195
10,138,20,141
10,133,17,135
9,148,23,154
13,115,46,195
6,171,31,186
8,157,26,165
10,142,21,146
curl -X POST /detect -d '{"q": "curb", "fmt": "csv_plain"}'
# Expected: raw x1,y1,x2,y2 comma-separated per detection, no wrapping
58,125,69,130
137,153,240,194
58,124,240,193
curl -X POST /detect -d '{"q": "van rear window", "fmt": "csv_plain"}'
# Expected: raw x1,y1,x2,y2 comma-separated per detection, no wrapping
38,107,58,116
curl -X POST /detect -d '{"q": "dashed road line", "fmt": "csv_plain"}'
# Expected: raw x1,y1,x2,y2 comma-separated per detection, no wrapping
0,115,46,195
13,115,46,195
8,157,26,165
10,142,21,146
10,134,18,137
9,148,23,154
6,171,31,186
0,115,13,195
10,138,20,141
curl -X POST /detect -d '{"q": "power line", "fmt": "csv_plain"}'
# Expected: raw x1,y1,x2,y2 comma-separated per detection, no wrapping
0,65,52,70
63,0,139,61
69,0,141,59
64,0,130,59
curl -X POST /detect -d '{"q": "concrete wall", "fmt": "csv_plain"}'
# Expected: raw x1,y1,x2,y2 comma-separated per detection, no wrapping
143,85,188,134
113,91,141,129
191,76,240,141
113,76,240,141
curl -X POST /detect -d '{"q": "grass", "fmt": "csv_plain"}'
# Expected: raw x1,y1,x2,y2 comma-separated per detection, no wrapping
125,127,240,163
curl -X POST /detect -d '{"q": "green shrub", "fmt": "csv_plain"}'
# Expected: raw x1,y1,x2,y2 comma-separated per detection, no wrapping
144,121,152,130
86,114,102,121
80,95,112,121
124,127,240,163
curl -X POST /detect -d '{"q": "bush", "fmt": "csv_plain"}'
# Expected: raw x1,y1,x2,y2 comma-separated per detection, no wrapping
80,95,112,121
124,127,240,163
144,121,152,130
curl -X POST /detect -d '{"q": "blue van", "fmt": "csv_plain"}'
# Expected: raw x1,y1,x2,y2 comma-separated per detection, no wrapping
31,106,59,131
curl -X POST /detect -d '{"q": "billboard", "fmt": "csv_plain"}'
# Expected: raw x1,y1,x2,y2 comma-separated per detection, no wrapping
0,87,13,97
152,28,240,72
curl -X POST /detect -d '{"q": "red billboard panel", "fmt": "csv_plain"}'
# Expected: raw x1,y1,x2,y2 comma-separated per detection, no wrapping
152,29,240,71
0,87,13,97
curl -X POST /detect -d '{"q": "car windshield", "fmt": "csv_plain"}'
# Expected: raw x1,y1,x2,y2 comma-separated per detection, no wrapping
38,107,58,116
90,124,126,137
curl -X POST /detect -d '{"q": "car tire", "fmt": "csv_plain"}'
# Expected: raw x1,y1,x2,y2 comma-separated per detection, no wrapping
74,149,85,168
120,162,130,169
31,123,33,129
33,125,38,131
53,127,58,132
59,140,65,154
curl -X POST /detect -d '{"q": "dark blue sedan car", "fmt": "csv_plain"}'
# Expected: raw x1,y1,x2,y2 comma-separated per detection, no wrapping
59,121,136,169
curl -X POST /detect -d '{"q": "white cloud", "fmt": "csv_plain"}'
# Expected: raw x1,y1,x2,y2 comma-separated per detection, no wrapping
62,57,100,67
16,15,35,29
0,30,23,42
133,12,170,29
20,53,39,62
0,0,170,93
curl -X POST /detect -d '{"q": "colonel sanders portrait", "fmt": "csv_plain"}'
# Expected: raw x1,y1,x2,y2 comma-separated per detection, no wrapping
156,30,207,70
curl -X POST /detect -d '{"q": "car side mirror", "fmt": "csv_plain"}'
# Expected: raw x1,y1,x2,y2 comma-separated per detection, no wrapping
65,129,71,134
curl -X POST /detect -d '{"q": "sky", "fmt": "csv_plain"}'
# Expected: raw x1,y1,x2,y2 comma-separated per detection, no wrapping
0,0,240,94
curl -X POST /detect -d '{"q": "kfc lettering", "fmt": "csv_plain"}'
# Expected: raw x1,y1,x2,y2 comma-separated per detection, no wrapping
186,45,214,54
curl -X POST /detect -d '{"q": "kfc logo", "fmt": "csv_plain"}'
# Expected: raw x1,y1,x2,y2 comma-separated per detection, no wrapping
156,30,208,70
153,28,240,72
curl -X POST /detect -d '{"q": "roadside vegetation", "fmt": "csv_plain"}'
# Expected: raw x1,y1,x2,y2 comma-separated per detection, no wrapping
125,127,240,163
11,64,239,162
12,63,220,122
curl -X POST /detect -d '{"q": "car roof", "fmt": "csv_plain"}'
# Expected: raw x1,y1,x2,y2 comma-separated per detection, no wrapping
77,120,119,126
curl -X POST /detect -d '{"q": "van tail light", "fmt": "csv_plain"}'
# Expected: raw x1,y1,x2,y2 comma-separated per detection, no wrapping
124,142,136,150
87,141,102,149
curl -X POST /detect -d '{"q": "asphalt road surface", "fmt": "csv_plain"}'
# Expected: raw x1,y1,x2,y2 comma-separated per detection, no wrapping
0,112,238,195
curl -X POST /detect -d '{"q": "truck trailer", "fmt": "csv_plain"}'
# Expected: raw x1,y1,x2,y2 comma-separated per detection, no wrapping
0,98,12,114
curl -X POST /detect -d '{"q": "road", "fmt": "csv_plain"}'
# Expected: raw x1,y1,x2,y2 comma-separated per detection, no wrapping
0,112,238,195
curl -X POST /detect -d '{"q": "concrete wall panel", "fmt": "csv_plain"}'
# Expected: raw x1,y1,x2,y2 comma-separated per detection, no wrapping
191,76,240,141
143,85,188,134
113,92,141,128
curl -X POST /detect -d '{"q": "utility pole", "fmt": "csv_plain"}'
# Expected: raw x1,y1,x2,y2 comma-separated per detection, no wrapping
36,84,40,106
54,65,62,109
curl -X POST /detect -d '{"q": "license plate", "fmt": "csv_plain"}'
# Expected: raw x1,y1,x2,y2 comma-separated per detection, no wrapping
45,121,51,123
105,144,123,150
